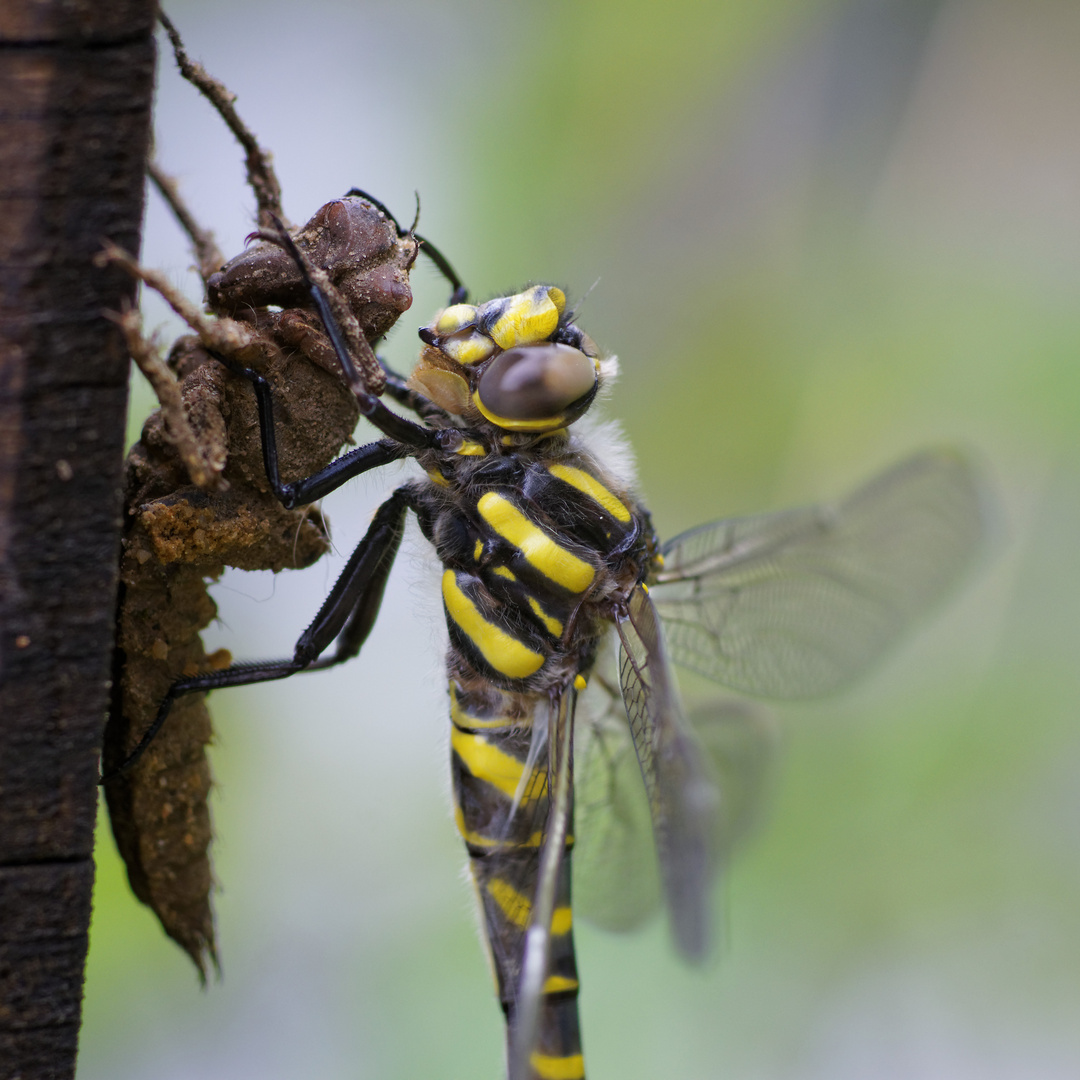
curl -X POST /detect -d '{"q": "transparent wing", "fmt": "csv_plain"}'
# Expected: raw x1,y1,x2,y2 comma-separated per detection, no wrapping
574,661,662,931
651,448,986,698
687,698,776,872
614,585,720,960
575,669,775,934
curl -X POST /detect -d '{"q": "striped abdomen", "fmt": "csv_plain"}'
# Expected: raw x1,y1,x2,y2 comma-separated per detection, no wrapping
450,681,584,1080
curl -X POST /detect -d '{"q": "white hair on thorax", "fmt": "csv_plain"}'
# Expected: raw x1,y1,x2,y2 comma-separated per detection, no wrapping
595,353,620,390
570,414,640,496
566,352,640,493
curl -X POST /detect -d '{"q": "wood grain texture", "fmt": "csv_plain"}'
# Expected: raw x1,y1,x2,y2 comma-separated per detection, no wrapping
0,3,156,1076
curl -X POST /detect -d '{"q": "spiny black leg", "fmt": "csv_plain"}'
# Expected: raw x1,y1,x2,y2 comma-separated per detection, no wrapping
344,187,404,231
290,486,411,667
306,486,411,669
261,220,454,452
213,351,406,507
102,487,414,780
379,365,452,424
343,187,467,304
102,657,308,784
415,235,468,304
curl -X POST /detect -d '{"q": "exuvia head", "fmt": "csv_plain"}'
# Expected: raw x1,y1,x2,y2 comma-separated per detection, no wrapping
409,285,603,432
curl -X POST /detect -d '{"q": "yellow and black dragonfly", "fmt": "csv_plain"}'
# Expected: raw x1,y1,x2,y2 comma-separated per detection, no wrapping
113,215,984,1079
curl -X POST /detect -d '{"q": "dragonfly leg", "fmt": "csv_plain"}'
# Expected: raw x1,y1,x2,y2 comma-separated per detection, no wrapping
254,219,459,452
343,187,468,304
103,486,415,781
216,351,407,508
378,364,452,425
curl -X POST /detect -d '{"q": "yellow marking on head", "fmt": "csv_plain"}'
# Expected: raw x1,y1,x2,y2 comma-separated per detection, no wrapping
442,570,545,679
551,906,572,936
493,566,516,580
488,285,564,350
655,553,666,568
454,804,543,848
542,975,579,995
474,539,484,561
573,674,587,691
530,1052,585,1080
444,331,497,366
527,596,563,638
450,725,546,801
547,463,632,523
426,469,449,488
477,493,594,593
449,684,517,731
457,440,487,457
487,877,532,928
434,303,477,336
472,390,567,432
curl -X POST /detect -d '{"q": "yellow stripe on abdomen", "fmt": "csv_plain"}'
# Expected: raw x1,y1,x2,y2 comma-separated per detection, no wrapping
451,726,546,800
449,685,517,731
477,493,594,594
530,1052,585,1080
551,906,572,936
487,877,532,928
454,803,544,848
442,570,545,679
485,881,574,938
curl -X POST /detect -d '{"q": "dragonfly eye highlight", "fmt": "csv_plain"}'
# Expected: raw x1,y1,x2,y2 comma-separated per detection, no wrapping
474,344,597,430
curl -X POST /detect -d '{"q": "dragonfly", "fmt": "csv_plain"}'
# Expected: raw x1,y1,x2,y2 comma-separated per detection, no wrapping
113,201,985,1077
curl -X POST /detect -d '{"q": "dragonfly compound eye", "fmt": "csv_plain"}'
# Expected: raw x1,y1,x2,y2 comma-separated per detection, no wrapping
474,343,598,431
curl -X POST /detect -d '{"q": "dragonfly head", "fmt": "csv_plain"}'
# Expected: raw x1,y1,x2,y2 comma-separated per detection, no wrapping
411,285,603,432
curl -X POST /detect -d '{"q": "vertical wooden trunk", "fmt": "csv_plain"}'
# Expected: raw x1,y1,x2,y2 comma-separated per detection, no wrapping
0,2,156,1077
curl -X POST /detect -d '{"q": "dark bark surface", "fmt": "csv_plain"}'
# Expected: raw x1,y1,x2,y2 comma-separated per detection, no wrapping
0,3,156,1077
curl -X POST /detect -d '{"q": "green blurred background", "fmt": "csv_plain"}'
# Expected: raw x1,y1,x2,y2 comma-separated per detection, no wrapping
79,1,1080,1077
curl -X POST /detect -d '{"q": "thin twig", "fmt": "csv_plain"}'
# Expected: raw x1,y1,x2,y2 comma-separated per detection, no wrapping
148,161,226,285
110,306,227,491
96,241,279,491
159,12,288,230
97,241,259,358
253,222,387,396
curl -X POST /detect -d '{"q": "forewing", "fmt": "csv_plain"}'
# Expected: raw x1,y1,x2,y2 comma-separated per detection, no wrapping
652,448,985,698
615,585,718,960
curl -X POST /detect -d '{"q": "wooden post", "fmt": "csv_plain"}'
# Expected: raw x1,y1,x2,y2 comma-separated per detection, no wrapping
0,3,156,1076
